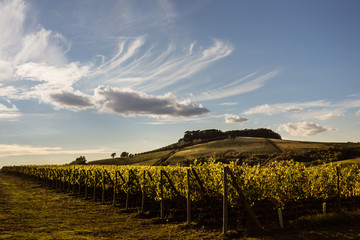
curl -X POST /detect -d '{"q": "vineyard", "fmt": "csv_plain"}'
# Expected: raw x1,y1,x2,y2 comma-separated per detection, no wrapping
3,160,360,233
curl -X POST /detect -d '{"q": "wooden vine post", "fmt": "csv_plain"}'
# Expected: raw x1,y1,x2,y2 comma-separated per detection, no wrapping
113,171,126,206
160,170,164,220
141,170,146,213
56,170,60,192
51,169,55,189
67,170,71,193
84,170,90,199
93,171,98,201
79,170,85,195
125,171,131,209
102,171,106,203
223,166,229,235
62,170,66,192
113,171,118,206
278,208,284,229
72,169,76,194
227,168,262,230
187,168,191,225
336,166,342,212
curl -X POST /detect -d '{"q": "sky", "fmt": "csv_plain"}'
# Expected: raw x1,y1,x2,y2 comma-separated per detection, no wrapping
1,0,360,167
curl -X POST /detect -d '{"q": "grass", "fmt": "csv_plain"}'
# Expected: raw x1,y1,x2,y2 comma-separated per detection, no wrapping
3,173,360,239
0,173,224,240
272,139,332,153
166,137,277,164
88,137,360,166
88,150,172,166
274,139,360,154
334,157,360,166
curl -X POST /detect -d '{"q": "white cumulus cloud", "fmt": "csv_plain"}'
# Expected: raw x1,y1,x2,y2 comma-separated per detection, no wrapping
225,114,248,123
278,121,331,136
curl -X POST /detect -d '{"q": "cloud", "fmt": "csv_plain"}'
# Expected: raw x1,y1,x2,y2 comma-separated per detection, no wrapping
194,70,280,101
0,59,13,80
243,100,330,115
0,0,231,119
337,98,360,109
93,37,234,92
50,90,94,110
292,109,344,121
0,0,90,109
0,144,113,158
0,0,283,122
0,84,19,97
14,62,89,90
278,121,331,136
225,114,248,123
0,101,22,120
244,104,280,115
94,85,210,118
0,0,69,66
218,102,238,106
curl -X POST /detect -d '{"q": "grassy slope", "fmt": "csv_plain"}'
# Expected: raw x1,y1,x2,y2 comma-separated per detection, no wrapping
165,137,277,164
0,173,223,240
89,150,172,166
88,137,360,166
334,157,360,166
273,139,360,153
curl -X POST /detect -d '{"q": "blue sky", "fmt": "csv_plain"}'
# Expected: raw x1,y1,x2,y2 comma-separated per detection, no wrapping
1,0,360,167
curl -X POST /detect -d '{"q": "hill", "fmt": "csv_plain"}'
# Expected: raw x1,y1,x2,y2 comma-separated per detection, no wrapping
87,129,360,166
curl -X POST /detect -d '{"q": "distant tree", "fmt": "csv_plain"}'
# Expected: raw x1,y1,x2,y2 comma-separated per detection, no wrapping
121,152,129,157
70,156,87,165
111,152,116,158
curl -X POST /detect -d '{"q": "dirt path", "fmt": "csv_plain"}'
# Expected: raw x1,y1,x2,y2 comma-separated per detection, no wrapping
0,173,222,240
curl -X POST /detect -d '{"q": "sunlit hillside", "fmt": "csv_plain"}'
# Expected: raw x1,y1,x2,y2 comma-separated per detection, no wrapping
88,137,360,166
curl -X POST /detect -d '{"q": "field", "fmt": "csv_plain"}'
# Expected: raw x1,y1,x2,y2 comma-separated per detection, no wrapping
334,157,360,166
273,139,360,153
165,137,278,165
89,150,173,166
3,170,360,239
0,173,222,240
3,137,360,239
88,137,360,166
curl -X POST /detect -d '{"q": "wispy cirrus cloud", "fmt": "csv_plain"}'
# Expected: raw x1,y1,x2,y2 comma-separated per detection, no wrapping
0,144,114,158
193,69,280,101
243,97,360,122
291,109,345,121
243,100,330,115
93,37,234,93
218,102,239,106
0,101,22,120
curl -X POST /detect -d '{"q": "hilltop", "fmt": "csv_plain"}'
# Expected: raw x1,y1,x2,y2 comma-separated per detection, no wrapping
87,129,360,166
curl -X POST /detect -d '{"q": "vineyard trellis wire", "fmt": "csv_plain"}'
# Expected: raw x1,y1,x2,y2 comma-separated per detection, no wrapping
3,160,360,234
